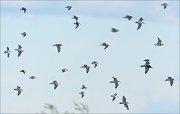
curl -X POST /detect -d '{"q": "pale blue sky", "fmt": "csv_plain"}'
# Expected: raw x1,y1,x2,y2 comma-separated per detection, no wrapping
1,0,179,113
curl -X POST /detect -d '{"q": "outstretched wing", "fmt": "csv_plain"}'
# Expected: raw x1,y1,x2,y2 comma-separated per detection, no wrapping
57,46,61,53
54,84,58,89
86,67,89,73
137,23,142,30
18,51,22,57
157,37,162,44
18,90,21,96
18,45,22,49
122,96,126,102
115,82,118,89
170,80,173,86
124,104,129,110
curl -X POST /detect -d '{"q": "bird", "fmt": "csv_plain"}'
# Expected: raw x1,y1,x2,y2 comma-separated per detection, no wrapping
62,68,68,72
119,96,129,110
100,42,109,50
20,7,26,13
111,93,118,101
81,65,90,73
14,86,23,96
110,77,120,89
140,62,152,74
91,61,98,68
4,47,11,58
154,37,164,47
74,21,80,29
161,3,168,9
20,70,26,74
72,15,78,22
79,91,85,98
135,18,145,30
50,80,59,89
29,76,36,79
15,45,24,57
123,15,133,20
111,28,119,33
53,44,63,53
81,85,87,89
21,32,27,37
165,77,174,86
65,6,72,10
144,59,150,65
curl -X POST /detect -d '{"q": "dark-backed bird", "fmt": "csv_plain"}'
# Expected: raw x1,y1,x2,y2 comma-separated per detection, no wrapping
53,44,63,53
50,80,59,89
100,42,109,50
165,77,174,86
140,61,152,74
110,77,120,89
65,6,72,10
81,85,87,89
20,7,26,13
111,28,119,33
21,32,27,37
111,93,118,101
135,18,144,30
20,70,26,74
15,45,24,57
29,76,36,79
72,15,78,22
91,61,98,68
154,37,164,47
74,21,80,29
81,64,90,73
14,86,23,96
4,47,11,58
123,15,133,20
79,91,85,98
161,3,168,9
119,96,129,110
62,68,68,72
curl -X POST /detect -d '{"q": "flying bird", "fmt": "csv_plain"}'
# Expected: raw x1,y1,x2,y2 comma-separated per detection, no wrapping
53,44,63,53
62,68,68,72
161,3,168,9
81,64,90,73
50,80,59,89
119,96,129,110
20,7,26,13
91,61,98,68
111,28,119,33
110,77,120,89
135,18,144,30
111,93,118,101
140,60,152,74
14,86,23,96
65,6,72,10
74,21,80,29
81,85,87,89
100,42,109,50
15,45,24,57
72,15,78,22
21,32,27,37
29,76,36,79
4,47,11,58
79,91,85,98
165,77,174,86
20,70,26,74
154,37,164,47
123,15,133,20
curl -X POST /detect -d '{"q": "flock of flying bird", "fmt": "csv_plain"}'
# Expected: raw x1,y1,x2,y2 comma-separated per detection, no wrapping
3,2,175,111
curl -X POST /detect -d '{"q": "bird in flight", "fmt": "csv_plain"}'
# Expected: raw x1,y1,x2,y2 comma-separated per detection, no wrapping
20,70,26,74
62,68,68,72
123,15,133,20
111,28,119,33
4,47,11,58
81,85,87,89
154,37,164,47
15,45,24,57
21,32,27,37
14,86,23,96
53,44,63,53
79,91,85,98
140,60,152,74
110,77,120,89
65,6,72,11
72,15,78,22
20,7,26,13
135,18,145,30
165,77,174,86
81,64,90,73
29,76,36,79
74,21,80,29
119,96,129,110
161,3,168,9
100,42,109,50
111,93,118,101
50,80,59,90
91,61,98,68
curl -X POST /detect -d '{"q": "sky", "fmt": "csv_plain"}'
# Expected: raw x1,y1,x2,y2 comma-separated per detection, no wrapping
1,0,179,113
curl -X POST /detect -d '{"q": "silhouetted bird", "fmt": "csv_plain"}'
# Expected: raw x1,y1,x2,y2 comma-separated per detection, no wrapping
62,68,68,72
72,15,78,22
154,37,164,47
81,85,87,89
110,77,120,89
21,32,27,37
29,76,36,79
53,44,63,53
20,7,26,13
140,60,152,74
123,15,133,20
15,45,24,57
161,3,168,9
74,21,80,29
119,96,129,110
81,64,90,73
20,70,26,74
91,61,98,68
165,77,174,86
100,42,109,50
4,47,11,58
65,6,72,10
14,86,23,96
50,80,59,89
135,18,144,30
111,28,119,33
111,93,118,101
79,91,85,98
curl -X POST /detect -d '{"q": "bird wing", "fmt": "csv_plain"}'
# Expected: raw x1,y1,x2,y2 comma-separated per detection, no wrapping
139,18,143,22
104,45,109,50
94,64,97,68
7,47,9,51
170,80,173,86
7,53,10,58
115,82,118,89
124,104,129,110
145,66,149,74
137,23,142,30
57,46,61,53
86,67,89,73
18,45,22,49
112,96,115,101
164,5,167,9
54,84,58,89
18,90,21,96
157,37,162,44
122,96,126,102
18,51,22,57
